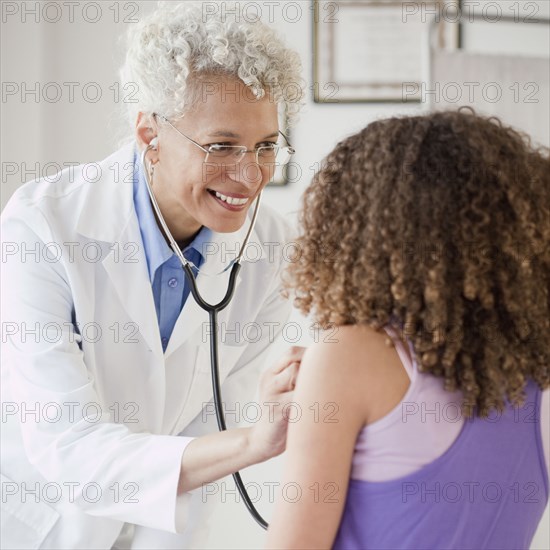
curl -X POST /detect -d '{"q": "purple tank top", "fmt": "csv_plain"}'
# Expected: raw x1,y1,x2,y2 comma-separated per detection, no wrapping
333,379,548,549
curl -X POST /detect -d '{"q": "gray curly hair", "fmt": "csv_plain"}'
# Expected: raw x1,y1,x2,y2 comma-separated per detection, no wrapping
119,1,304,131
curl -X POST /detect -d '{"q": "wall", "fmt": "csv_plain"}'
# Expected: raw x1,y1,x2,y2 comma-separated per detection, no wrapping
1,1,548,548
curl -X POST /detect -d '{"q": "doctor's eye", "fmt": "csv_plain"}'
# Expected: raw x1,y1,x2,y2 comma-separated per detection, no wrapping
206,142,232,149
206,144,244,158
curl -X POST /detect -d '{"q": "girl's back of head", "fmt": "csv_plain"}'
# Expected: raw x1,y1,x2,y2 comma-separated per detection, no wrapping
285,108,549,416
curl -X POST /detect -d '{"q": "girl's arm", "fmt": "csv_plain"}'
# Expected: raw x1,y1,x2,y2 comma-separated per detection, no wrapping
265,325,410,549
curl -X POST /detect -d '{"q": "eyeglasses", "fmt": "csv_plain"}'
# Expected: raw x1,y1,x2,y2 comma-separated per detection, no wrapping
154,113,295,167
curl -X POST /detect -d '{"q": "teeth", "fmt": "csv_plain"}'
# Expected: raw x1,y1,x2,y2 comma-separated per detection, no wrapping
214,191,248,206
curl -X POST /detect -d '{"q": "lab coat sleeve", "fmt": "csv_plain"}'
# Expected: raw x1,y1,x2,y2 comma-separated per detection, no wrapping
1,208,194,534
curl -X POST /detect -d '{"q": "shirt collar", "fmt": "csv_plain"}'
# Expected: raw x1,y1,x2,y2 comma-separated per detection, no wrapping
132,145,211,283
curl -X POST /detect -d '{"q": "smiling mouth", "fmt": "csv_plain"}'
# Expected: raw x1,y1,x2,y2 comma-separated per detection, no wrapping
207,189,250,207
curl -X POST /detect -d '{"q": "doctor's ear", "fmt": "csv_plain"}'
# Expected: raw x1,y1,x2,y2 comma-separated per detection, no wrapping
149,137,159,150
135,112,160,153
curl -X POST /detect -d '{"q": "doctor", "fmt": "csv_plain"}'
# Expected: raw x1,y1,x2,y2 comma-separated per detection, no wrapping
0,2,304,548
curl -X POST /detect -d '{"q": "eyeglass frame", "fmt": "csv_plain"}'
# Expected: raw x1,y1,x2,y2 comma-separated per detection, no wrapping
152,113,295,167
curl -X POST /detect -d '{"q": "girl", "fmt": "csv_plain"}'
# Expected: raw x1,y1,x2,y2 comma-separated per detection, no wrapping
266,109,549,549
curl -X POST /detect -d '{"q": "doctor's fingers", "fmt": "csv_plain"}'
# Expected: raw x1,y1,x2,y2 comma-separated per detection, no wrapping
271,346,306,375
269,360,300,395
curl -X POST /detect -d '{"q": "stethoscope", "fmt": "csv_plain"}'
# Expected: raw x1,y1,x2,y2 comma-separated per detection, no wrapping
141,140,269,530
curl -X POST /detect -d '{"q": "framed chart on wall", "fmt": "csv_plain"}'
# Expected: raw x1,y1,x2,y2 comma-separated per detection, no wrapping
313,0,461,103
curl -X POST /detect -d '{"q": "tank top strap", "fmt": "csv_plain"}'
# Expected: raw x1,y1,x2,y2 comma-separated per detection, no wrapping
382,325,417,383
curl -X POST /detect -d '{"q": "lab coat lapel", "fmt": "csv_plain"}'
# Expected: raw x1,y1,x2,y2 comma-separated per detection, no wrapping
101,219,163,357
76,142,163,358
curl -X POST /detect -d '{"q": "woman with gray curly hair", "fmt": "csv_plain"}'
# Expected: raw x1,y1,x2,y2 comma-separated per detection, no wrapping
0,2,304,548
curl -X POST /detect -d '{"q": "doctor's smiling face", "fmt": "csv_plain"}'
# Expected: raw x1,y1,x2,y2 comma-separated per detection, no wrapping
135,76,279,245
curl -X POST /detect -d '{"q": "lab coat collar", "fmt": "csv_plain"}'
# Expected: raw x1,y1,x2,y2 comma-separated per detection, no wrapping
131,146,213,283
75,141,136,243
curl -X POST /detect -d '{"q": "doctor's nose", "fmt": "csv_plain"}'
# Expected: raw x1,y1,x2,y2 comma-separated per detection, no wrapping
225,152,265,188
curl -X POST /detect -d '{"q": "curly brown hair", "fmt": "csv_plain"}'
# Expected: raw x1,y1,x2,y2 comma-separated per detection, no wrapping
284,109,549,416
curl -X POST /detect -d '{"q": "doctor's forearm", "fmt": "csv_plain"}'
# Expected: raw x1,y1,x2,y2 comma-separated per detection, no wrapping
177,427,263,494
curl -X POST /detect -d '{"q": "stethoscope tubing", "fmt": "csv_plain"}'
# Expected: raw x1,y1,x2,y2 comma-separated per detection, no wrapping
141,143,269,530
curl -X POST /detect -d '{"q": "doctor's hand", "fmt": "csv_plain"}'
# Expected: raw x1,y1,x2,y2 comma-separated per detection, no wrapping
248,345,306,462
177,346,306,494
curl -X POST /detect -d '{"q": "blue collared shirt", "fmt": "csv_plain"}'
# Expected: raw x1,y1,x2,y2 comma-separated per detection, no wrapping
132,148,212,352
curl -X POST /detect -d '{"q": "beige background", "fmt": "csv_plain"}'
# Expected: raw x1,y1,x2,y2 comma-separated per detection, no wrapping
1,1,549,548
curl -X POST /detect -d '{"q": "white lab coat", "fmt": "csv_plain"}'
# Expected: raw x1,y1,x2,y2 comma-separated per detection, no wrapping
0,142,294,549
